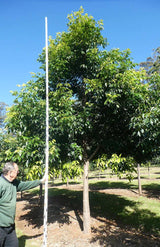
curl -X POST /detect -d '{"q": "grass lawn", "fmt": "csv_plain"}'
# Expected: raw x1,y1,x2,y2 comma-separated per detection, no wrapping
17,229,41,247
16,166,160,246
50,166,160,235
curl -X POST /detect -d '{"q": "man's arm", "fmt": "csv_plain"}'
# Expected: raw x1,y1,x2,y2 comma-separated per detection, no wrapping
14,179,41,192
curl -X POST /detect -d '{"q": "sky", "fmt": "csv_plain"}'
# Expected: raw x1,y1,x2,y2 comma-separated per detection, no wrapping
1,0,160,106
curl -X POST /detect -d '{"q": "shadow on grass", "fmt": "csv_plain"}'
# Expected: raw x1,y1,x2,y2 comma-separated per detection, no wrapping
143,183,160,199
19,187,160,238
89,181,137,190
49,181,81,187
90,219,160,247
89,181,160,200
155,172,160,174
89,175,107,180
18,234,42,247
89,191,160,234
19,189,83,231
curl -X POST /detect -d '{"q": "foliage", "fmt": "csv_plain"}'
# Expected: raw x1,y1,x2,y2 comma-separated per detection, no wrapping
132,46,160,163
150,156,160,166
96,154,108,172
107,154,136,181
4,7,152,178
25,164,44,181
95,154,136,181
0,131,17,163
130,72,160,162
61,160,83,182
2,79,57,179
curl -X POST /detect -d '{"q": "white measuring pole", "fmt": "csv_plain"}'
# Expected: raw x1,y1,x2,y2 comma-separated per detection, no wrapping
43,16,49,247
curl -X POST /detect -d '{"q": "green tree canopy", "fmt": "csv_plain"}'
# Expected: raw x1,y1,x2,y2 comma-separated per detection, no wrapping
130,72,160,162
4,7,156,233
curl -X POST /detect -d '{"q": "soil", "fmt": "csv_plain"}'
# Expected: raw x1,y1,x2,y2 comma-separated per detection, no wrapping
15,184,160,247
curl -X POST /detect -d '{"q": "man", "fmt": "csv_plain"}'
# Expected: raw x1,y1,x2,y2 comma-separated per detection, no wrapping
0,162,45,247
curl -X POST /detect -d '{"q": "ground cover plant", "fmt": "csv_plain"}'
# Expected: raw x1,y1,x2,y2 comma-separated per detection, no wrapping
16,166,160,246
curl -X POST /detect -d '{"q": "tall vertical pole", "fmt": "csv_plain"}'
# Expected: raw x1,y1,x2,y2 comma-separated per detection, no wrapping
43,16,49,247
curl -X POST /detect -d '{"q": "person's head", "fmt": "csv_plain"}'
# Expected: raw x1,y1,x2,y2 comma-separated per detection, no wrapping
2,162,19,181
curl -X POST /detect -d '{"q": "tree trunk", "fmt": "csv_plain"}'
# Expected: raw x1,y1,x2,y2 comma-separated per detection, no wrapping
83,159,91,234
137,163,142,195
148,166,150,179
66,177,69,187
39,183,43,204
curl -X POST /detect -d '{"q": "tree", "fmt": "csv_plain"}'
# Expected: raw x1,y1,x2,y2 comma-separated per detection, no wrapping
129,71,160,194
130,72,160,160
140,47,160,75
38,7,149,233
0,102,7,129
5,7,150,234
3,80,58,180
134,48,160,161
134,47,160,193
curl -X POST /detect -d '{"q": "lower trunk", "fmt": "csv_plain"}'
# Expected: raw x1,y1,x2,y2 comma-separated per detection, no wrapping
83,159,91,234
39,183,43,204
148,166,150,179
137,163,142,195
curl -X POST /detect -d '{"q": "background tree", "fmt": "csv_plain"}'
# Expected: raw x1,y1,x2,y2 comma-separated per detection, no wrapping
129,67,160,193
140,47,160,75
134,46,160,193
0,102,7,129
130,72,160,161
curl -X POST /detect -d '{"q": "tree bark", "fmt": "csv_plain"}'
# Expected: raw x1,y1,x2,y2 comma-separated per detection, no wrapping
83,159,91,234
137,163,142,195
39,183,43,204
148,166,150,179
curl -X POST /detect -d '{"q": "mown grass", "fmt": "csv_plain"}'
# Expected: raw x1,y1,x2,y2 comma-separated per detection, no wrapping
90,191,160,234
47,186,160,236
17,229,41,247
16,166,160,246
48,166,160,235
